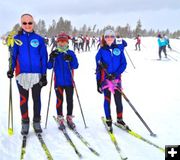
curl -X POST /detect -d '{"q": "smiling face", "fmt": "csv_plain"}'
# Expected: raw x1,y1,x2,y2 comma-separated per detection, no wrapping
21,15,34,33
104,35,115,46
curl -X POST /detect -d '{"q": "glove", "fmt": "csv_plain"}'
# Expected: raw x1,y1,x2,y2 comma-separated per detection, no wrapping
39,74,47,87
64,54,72,62
107,74,116,80
7,70,14,78
49,50,59,61
97,81,102,94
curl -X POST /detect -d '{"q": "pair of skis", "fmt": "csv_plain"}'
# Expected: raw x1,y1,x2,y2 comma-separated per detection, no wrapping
102,117,165,160
20,133,53,160
53,116,99,158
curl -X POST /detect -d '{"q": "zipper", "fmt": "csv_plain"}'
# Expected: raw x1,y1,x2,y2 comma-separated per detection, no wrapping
27,34,33,72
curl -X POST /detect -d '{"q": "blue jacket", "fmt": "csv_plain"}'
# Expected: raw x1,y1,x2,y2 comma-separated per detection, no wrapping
96,43,127,82
47,50,79,87
158,38,168,47
12,31,48,76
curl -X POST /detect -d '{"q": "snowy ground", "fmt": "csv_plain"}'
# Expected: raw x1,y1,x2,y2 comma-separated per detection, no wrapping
0,37,180,160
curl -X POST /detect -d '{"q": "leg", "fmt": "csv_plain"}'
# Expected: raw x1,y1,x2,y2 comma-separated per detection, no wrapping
163,46,167,57
55,87,64,116
159,47,162,59
17,82,29,120
114,90,123,119
32,83,42,121
65,86,74,116
104,89,111,119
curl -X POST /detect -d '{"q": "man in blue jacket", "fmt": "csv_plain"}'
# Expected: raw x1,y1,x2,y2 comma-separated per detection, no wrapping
157,33,168,60
47,32,79,130
7,13,48,135
96,29,127,132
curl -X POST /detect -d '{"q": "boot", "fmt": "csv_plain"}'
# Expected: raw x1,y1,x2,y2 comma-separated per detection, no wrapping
57,115,65,130
117,118,129,130
33,118,42,133
66,115,76,130
21,118,30,135
106,118,113,133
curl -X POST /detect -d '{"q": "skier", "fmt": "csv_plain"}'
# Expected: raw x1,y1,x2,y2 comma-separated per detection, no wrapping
135,34,141,51
47,32,79,130
6,13,48,135
95,29,128,132
85,35,90,52
163,34,172,50
157,33,168,60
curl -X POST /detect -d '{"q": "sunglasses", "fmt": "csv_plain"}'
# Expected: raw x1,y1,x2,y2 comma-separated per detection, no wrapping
22,22,33,25
105,35,115,39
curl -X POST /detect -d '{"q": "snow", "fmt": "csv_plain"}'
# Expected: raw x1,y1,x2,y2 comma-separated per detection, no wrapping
0,37,180,160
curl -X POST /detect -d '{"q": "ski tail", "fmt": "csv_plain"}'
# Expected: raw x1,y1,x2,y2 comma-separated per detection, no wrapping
53,116,82,158
114,122,165,152
102,117,128,160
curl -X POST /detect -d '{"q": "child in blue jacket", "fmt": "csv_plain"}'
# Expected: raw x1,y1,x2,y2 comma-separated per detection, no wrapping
95,29,127,132
47,33,79,129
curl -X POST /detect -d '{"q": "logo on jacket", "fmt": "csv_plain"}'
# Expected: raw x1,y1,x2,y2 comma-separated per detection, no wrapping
113,48,121,56
30,39,39,47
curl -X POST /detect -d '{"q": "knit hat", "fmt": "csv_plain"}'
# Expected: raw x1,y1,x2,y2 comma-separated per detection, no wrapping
57,32,70,42
104,29,115,37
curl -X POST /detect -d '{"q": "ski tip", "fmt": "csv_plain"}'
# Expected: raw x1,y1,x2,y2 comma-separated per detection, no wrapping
8,128,14,136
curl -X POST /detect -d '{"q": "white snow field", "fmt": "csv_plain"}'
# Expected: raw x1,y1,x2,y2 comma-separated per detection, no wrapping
0,37,180,160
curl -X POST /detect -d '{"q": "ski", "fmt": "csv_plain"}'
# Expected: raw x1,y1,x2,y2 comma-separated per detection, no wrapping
53,116,82,158
114,122,165,152
36,133,53,160
68,126,100,156
102,117,128,160
20,135,27,160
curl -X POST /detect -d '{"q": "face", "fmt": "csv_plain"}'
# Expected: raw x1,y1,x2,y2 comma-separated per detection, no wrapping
21,15,34,32
104,35,115,46
57,40,68,47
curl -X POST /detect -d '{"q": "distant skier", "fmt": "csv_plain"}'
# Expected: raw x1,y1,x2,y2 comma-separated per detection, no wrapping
44,35,49,46
163,34,172,50
7,13,48,135
85,35,90,52
157,33,168,60
50,36,57,51
95,29,128,132
47,32,79,130
135,34,141,51
91,36,96,48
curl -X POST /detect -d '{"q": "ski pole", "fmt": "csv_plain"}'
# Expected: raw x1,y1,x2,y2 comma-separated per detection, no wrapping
8,77,13,135
117,88,157,137
67,60,88,128
124,49,136,69
98,61,156,136
44,61,55,129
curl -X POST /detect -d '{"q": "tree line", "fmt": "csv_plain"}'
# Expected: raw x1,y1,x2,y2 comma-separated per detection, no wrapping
9,17,180,38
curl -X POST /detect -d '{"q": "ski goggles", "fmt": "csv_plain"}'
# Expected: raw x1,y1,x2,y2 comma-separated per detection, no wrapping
104,35,115,39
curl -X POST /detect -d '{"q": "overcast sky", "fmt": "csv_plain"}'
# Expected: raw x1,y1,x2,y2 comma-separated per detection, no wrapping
0,0,180,34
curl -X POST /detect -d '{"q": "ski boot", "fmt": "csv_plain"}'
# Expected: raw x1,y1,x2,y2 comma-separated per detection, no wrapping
66,115,76,130
106,118,113,133
33,118,42,134
21,118,30,135
57,115,65,130
116,118,130,130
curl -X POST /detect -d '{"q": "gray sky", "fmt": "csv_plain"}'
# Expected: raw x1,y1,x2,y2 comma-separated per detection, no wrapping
0,0,180,34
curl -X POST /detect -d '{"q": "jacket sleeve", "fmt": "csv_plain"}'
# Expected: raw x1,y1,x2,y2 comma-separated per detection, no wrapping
40,38,48,74
122,39,127,48
70,51,79,69
11,41,19,71
95,49,102,81
115,51,127,76
47,58,53,69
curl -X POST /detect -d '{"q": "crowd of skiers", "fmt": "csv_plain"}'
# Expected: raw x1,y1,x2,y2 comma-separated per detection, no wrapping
4,13,174,136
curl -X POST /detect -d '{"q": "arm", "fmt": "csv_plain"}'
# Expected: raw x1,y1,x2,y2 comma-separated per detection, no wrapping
115,52,127,76
40,38,48,74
